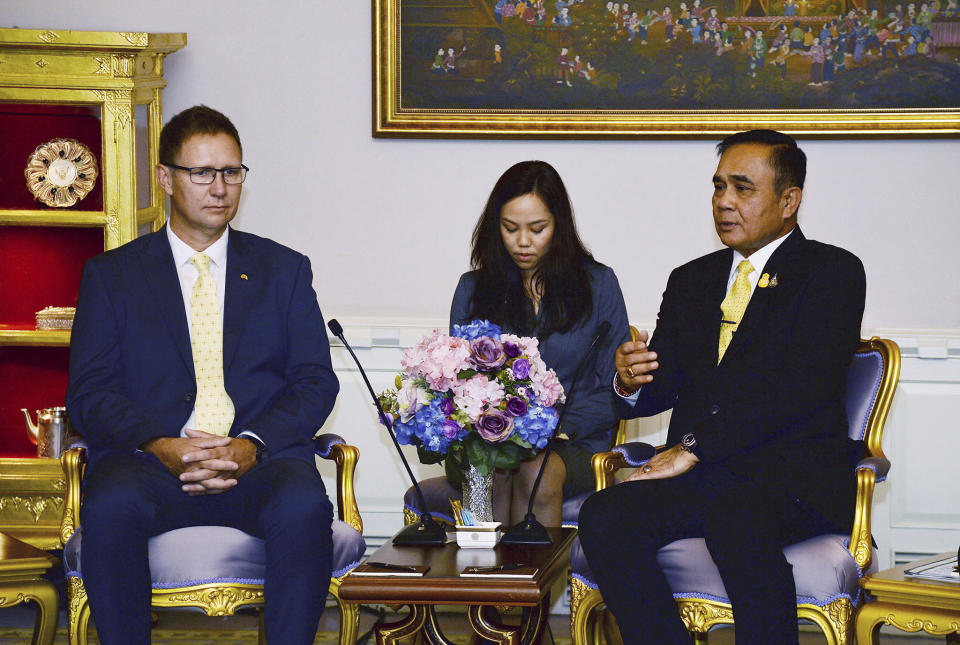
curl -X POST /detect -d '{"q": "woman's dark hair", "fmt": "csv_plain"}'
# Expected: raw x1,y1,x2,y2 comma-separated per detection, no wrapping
467,160,594,335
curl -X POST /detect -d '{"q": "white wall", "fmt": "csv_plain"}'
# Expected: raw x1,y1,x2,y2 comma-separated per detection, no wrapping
5,2,959,563
5,1,959,330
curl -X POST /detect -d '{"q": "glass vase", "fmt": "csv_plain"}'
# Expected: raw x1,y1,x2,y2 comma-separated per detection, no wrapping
461,464,495,524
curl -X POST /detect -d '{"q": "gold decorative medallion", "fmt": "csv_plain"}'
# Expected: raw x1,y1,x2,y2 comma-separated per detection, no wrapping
24,138,98,207
758,273,770,288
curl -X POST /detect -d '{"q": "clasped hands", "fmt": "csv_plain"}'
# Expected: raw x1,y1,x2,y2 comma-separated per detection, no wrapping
615,331,698,482
141,428,257,495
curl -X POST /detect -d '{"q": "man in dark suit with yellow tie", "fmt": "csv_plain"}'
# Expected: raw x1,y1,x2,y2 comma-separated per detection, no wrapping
578,130,866,644
67,105,339,644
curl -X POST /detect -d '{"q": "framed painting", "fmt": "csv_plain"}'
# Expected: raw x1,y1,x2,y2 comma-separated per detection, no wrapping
374,0,960,137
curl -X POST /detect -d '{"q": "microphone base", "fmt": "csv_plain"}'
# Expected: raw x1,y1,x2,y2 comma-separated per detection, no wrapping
392,518,448,546
499,515,553,546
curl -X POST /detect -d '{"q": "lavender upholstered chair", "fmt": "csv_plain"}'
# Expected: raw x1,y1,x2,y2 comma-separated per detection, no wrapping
58,434,366,645
568,337,900,645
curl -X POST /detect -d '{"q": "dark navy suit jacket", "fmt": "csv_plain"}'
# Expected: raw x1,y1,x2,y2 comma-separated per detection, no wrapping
624,228,866,529
66,226,339,467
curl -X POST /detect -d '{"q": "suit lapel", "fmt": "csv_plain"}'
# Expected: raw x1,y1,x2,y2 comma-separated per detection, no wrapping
139,229,194,375
223,229,256,373
721,228,806,362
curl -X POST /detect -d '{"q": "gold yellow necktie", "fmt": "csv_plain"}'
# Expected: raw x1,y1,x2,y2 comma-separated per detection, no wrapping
189,253,235,436
718,259,755,364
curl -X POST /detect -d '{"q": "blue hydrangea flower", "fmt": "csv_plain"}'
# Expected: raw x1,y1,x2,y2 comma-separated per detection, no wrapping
513,404,559,450
393,417,418,446
451,319,502,342
412,397,460,454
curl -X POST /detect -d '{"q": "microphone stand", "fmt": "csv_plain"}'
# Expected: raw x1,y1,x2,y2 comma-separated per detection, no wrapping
500,322,611,546
328,319,447,546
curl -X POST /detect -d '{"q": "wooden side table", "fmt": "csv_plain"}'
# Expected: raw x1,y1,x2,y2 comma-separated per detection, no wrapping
857,552,960,644
0,532,59,645
339,527,576,645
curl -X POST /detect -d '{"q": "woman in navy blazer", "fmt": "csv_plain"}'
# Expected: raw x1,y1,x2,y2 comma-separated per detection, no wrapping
451,160,630,527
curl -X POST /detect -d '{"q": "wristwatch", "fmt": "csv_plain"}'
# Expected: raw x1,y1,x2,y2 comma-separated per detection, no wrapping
679,432,698,454
241,434,268,463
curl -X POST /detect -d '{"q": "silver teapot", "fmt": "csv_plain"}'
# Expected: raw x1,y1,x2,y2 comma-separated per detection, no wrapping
22,407,76,458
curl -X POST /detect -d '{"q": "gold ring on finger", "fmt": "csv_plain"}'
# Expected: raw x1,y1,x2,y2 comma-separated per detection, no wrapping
626,367,634,377
642,465,652,473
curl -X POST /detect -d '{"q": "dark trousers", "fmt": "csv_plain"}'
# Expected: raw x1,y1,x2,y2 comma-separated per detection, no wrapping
577,464,839,645
80,451,334,645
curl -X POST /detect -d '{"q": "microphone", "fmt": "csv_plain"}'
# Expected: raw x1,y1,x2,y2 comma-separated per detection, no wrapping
327,319,447,546
500,320,612,546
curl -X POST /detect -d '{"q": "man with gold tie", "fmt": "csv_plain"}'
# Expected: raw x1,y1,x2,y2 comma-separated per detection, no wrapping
66,105,339,644
578,130,866,644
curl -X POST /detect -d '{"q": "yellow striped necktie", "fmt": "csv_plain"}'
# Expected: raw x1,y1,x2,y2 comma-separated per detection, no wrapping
718,259,755,364
189,253,235,436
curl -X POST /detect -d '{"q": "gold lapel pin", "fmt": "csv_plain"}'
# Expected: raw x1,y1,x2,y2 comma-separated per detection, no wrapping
240,273,248,281
758,273,770,288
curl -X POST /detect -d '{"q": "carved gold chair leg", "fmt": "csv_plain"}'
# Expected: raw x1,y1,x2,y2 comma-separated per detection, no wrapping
799,600,852,645
336,599,360,645
689,631,709,644
570,577,606,645
601,609,623,645
67,577,91,645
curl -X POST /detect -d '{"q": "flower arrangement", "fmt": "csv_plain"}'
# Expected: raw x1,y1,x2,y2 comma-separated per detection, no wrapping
378,320,565,484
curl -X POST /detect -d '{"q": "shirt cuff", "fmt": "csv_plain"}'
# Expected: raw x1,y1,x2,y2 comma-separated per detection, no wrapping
238,429,265,444
613,372,641,404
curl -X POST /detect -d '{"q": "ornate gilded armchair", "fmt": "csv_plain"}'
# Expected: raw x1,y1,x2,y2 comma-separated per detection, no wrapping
568,337,900,645
58,434,366,645
402,326,641,530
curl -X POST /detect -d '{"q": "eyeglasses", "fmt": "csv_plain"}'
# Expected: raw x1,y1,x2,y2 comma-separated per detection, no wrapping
163,163,249,185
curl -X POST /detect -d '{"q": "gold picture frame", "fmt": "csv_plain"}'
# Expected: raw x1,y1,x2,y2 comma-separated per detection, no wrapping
374,0,960,138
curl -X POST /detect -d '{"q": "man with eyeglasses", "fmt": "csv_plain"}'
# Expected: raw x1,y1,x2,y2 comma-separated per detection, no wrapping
66,105,340,644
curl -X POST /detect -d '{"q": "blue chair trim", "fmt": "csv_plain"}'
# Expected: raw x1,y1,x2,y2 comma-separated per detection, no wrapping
404,504,456,525
333,559,363,579
313,433,346,459
572,572,599,590
563,521,578,529
851,351,883,442
152,577,265,589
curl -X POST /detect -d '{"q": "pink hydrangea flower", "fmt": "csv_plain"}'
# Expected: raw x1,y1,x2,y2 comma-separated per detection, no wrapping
528,357,565,407
452,374,505,422
401,329,471,391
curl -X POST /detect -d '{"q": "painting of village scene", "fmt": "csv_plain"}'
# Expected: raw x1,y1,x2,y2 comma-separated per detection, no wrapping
398,0,960,112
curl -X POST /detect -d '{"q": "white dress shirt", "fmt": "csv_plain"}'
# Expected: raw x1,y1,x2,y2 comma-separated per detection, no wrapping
166,225,229,437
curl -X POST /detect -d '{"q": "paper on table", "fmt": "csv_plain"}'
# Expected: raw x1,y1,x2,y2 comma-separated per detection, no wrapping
904,556,959,583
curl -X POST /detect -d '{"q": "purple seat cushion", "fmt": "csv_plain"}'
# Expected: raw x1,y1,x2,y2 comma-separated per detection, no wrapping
404,476,459,524
570,534,875,608
64,520,365,587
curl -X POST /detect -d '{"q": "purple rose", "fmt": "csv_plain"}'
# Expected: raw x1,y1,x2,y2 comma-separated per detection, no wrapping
503,341,521,358
512,358,530,380
470,337,506,370
440,397,455,416
442,419,462,439
476,410,515,442
505,396,528,417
